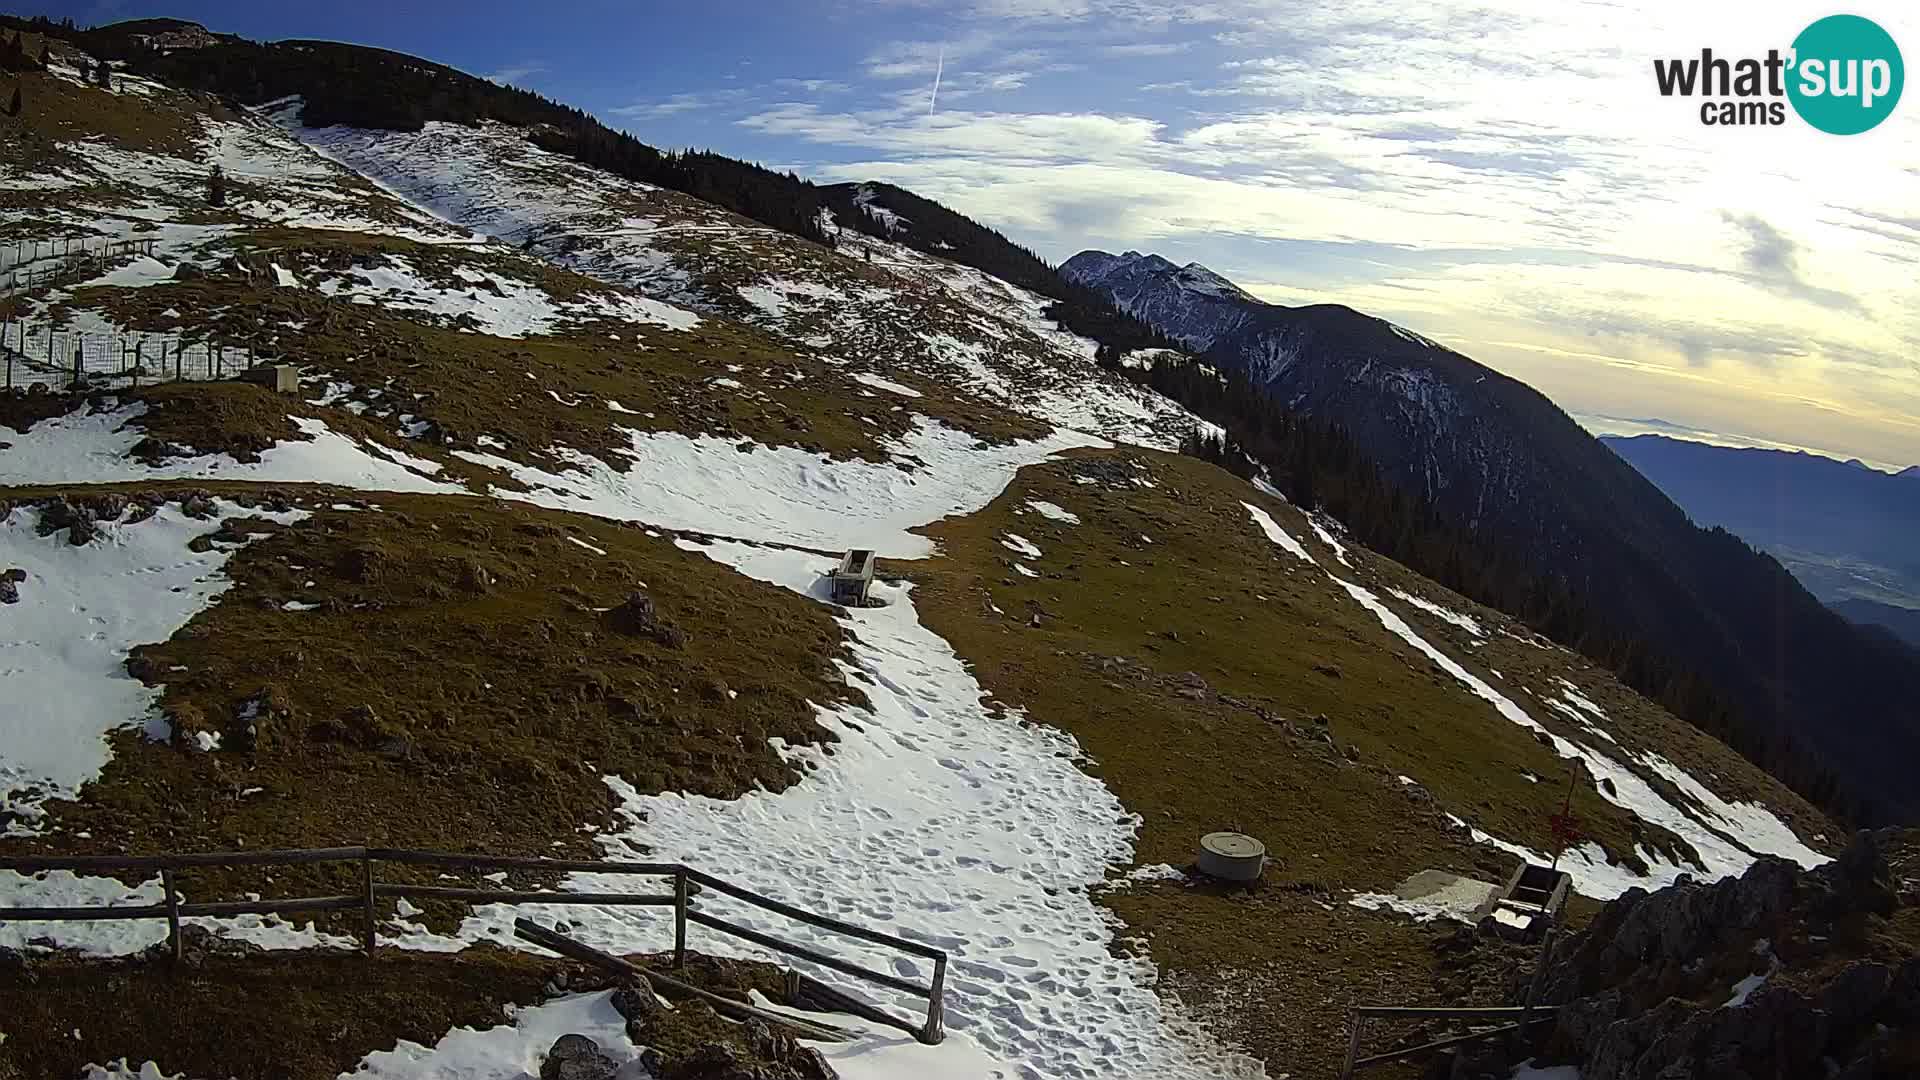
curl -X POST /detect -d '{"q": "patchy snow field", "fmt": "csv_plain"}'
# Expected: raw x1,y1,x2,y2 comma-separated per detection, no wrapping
372,544,1260,1079
3,107,467,280
1238,501,1826,901
284,116,1214,453
0,501,305,833
0,396,1231,1076
454,417,1103,558
0,402,459,494
311,255,698,337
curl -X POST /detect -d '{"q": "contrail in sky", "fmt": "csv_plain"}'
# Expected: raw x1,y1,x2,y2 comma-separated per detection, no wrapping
929,47,943,114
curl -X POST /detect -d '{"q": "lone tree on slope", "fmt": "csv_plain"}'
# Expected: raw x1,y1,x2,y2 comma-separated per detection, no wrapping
209,164,227,207
6,85,20,118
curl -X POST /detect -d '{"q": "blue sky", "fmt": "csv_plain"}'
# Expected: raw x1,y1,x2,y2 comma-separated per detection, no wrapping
39,0,1920,468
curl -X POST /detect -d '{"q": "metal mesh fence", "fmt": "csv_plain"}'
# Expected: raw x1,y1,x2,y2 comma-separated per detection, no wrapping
0,321,267,393
0,238,160,290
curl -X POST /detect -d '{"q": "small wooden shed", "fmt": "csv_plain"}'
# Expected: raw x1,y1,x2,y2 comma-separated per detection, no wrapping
831,549,876,606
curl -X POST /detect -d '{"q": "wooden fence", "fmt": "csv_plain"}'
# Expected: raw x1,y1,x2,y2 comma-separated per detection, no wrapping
0,846,948,1045
1339,1004,1560,1078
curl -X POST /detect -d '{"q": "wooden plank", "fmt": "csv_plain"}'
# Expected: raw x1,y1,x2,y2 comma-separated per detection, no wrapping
373,884,675,906
1353,1005,1541,1019
1349,1016,1555,1070
686,909,929,998
684,868,946,961
362,859,377,954
1340,1009,1365,1080
368,849,680,877
511,918,854,1043
178,895,361,918
161,868,182,964
792,972,916,1036
0,904,170,921
673,869,688,969
921,953,947,1044
0,847,368,872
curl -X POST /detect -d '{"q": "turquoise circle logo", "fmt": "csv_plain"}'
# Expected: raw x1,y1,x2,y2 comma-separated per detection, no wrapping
1788,14,1903,134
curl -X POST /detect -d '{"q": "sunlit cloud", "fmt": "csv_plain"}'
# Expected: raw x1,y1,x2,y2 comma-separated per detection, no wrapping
715,1,1920,465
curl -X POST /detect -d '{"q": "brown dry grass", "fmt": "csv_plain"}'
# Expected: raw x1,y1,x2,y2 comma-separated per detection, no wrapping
903,447,1811,1076
38,232,1045,471
0,65,201,163
0,944,797,1080
0,490,859,931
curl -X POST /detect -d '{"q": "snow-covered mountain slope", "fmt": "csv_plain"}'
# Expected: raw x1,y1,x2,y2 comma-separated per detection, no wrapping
0,32,1850,1080
284,116,1207,451
1061,250,1260,350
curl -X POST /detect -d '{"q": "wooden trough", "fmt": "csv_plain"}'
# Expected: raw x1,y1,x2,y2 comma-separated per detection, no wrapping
1477,861,1571,941
830,549,876,606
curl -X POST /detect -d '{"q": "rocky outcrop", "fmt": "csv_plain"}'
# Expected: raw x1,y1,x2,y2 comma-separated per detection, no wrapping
540,1034,619,1080
605,590,687,648
610,980,838,1080
1475,830,1920,1080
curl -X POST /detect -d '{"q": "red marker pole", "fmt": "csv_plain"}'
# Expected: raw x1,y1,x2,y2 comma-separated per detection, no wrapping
1550,768,1577,873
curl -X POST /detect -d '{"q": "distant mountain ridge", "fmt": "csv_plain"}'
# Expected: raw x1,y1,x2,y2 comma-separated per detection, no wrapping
1063,249,1920,823
1603,432,1920,611
1833,598,1920,650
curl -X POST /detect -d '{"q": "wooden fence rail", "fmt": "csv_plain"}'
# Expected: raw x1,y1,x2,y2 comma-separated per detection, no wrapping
0,846,947,1045
1339,1004,1559,1078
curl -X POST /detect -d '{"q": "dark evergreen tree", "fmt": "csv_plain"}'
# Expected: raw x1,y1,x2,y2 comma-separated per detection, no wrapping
208,164,226,207
94,58,111,89
6,83,18,118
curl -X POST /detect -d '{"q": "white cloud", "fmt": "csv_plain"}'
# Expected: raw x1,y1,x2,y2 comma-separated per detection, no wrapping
753,1,1920,463
608,90,749,119
483,63,545,86
1102,41,1197,56
773,78,854,94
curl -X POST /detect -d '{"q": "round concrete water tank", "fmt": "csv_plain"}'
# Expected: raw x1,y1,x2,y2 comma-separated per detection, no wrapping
1197,831,1266,882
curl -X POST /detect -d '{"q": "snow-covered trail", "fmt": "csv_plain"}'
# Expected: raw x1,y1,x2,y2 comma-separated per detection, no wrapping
420,542,1261,1079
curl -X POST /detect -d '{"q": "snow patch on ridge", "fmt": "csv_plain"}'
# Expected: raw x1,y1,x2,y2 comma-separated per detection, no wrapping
1238,505,1824,900
453,417,1105,558
0,403,460,494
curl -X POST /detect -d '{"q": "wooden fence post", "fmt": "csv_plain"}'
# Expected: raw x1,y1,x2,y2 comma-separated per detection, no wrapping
673,869,688,969
1341,1009,1363,1080
921,953,947,1044
362,857,377,954
161,867,183,963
